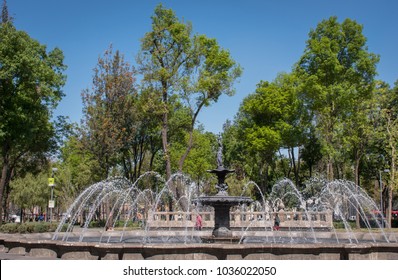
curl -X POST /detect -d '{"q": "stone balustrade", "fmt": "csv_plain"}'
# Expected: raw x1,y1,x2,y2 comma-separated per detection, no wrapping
147,210,333,229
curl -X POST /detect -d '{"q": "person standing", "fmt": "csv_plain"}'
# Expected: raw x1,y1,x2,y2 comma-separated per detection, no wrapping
273,214,280,231
195,214,203,230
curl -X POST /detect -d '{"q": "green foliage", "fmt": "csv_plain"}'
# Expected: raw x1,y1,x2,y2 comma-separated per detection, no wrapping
113,220,141,229
56,136,101,211
226,73,304,195
333,221,357,229
295,16,379,179
10,172,49,212
86,220,141,229
0,23,66,145
170,129,216,183
88,220,106,228
0,222,19,233
138,4,241,181
81,46,137,179
0,222,59,233
0,19,66,223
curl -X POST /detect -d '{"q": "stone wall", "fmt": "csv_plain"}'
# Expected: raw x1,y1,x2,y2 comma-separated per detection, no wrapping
1,234,398,260
147,210,333,229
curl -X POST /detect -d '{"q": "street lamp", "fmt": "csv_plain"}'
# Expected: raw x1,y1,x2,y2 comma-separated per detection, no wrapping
48,168,58,222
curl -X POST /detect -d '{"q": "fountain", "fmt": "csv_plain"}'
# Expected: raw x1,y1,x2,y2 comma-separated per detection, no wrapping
194,135,252,242
1,138,398,259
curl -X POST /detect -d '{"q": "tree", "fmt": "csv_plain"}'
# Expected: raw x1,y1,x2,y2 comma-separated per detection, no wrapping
176,34,242,172
295,16,379,180
10,172,48,222
371,80,398,227
0,18,66,223
273,73,306,185
81,46,137,179
137,4,241,181
235,73,303,194
137,4,241,210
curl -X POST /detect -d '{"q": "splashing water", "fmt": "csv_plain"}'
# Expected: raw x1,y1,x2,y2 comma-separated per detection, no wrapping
52,173,397,244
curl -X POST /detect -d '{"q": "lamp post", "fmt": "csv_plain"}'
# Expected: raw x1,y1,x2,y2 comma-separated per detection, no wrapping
48,168,57,222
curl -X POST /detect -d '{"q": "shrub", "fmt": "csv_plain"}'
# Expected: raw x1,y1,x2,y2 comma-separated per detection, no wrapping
333,221,357,229
23,222,37,233
33,222,49,233
17,223,28,233
48,223,59,232
114,220,141,228
0,222,62,233
89,220,106,228
0,223,19,233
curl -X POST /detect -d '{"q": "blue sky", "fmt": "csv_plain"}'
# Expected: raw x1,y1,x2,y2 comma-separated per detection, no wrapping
8,0,398,133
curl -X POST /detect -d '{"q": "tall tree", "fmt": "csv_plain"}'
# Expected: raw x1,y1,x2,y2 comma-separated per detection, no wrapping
295,17,379,180
0,19,66,223
138,4,241,208
235,74,302,194
273,73,306,185
138,4,241,180
176,35,242,172
372,80,398,227
81,46,137,179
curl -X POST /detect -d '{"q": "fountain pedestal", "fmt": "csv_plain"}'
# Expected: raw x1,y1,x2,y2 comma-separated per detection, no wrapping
195,166,252,242
213,203,232,237
198,194,252,238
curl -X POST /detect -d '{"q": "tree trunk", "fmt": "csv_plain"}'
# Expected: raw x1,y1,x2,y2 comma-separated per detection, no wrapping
290,147,299,187
178,102,204,172
178,130,194,172
297,146,301,186
137,138,145,180
122,152,131,181
162,110,171,180
327,157,334,181
280,150,289,177
0,158,10,225
149,150,157,171
259,160,269,196
162,116,171,179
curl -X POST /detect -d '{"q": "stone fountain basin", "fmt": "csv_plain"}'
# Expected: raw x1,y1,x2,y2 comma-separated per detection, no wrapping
1,231,398,260
49,228,398,244
196,195,253,206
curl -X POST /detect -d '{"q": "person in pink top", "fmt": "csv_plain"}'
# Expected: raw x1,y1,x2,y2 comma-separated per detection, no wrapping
195,214,203,230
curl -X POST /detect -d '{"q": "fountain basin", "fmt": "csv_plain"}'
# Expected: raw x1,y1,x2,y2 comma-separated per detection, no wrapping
2,231,398,260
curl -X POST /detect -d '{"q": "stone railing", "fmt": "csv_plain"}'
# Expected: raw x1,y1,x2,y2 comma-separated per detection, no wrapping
147,210,333,229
